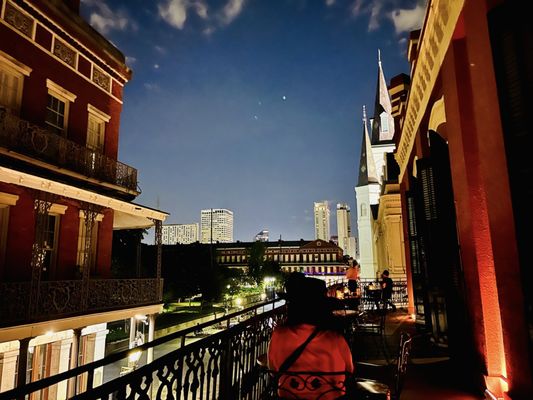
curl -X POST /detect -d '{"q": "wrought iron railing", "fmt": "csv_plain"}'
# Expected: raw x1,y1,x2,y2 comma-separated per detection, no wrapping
328,278,409,310
1,299,285,400
0,107,138,192
0,278,162,327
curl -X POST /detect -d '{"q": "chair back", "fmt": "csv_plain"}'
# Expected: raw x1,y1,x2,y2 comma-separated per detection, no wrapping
265,370,353,400
394,332,412,397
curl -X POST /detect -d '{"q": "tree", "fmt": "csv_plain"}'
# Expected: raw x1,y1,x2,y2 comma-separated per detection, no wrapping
247,241,266,284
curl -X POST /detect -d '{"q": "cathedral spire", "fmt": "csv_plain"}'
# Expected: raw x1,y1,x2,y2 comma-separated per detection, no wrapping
357,105,379,187
371,50,395,144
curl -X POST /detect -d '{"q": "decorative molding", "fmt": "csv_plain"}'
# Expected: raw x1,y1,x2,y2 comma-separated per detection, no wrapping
91,66,111,92
46,79,76,102
395,0,465,181
87,104,111,122
3,1,34,38
49,203,67,214
428,95,446,132
0,2,124,103
0,49,32,75
0,191,19,206
52,37,77,69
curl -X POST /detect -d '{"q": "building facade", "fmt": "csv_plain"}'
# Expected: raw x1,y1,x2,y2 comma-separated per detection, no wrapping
162,223,199,245
200,208,233,243
216,239,345,285
313,201,330,241
393,0,533,397
254,229,269,242
0,0,167,397
336,203,356,258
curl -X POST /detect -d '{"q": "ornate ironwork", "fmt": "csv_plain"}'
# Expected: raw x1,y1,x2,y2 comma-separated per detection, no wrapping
0,300,285,400
0,107,138,192
153,219,163,298
29,190,58,317
3,1,34,38
53,38,77,68
92,66,111,92
0,278,162,327
87,279,161,310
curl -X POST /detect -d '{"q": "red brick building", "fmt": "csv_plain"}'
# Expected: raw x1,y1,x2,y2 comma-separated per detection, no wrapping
395,0,533,398
0,0,167,396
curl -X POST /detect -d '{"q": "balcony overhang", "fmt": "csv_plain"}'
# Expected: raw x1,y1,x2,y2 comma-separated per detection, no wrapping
0,165,168,228
0,303,163,343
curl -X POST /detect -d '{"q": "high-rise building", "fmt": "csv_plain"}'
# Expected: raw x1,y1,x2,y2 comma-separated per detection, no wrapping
314,201,330,241
162,223,199,244
254,230,269,242
200,209,233,243
336,203,356,258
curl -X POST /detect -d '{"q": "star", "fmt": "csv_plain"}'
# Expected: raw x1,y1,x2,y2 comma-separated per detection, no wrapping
282,95,287,101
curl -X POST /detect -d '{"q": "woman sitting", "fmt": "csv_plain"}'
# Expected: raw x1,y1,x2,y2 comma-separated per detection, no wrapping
268,273,354,399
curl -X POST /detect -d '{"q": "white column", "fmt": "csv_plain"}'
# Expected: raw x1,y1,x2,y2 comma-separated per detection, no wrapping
0,349,19,392
129,318,137,349
55,338,73,400
147,314,155,364
92,328,108,387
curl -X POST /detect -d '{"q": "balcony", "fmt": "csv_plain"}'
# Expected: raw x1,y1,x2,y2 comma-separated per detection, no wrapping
0,278,163,327
0,107,138,193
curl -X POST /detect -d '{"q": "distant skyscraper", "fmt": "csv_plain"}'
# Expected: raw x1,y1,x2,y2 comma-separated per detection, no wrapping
314,201,331,241
336,203,356,258
162,223,199,244
200,209,234,243
255,230,269,242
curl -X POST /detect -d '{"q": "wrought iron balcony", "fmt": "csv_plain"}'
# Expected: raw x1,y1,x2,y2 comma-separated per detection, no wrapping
0,107,138,192
0,278,163,327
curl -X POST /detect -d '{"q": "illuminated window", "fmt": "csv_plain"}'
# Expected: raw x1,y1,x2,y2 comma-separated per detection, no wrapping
380,111,389,133
45,80,76,136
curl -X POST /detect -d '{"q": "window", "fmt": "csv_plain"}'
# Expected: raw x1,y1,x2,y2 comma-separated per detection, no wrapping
77,212,102,273
0,192,19,270
41,214,59,280
45,80,76,136
86,105,110,153
380,111,389,133
360,203,367,217
0,54,29,113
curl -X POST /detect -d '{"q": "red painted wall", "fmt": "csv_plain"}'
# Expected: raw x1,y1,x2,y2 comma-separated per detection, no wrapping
0,23,122,160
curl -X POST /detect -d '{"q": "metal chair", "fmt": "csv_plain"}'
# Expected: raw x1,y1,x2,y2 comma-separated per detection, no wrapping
354,332,413,400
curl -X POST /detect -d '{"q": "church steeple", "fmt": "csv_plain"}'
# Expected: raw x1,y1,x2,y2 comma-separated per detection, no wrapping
371,49,395,144
357,105,379,187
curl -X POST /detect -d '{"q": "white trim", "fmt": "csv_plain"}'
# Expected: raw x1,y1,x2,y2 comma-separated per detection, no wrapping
0,50,32,76
78,210,104,221
0,191,18,206
0,20,123,104
428,96,446,133
49,203,67,215
87,104,111,122
0,166,168,221
46,79,76,102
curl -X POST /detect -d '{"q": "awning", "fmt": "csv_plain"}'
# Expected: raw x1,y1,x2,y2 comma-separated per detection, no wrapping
0,166,168,229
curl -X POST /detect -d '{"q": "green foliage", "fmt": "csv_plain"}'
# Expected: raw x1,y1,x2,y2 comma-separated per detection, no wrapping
246,241,283,284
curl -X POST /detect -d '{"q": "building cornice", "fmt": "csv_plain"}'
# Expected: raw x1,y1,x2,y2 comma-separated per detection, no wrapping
395,0,465,180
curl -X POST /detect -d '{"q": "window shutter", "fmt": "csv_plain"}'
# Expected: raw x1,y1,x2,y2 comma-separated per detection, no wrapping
419,161,438,221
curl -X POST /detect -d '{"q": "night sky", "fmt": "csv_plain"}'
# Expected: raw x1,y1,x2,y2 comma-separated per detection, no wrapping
80,0,426,242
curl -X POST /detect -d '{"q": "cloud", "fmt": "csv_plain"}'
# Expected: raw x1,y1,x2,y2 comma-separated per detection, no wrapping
144,82,160,91
220,0,246,26
81,0,136,34
390,3,426,33
325,0,335,5
349,0,426,34
125,55,137,65
158,0,208,29
155,45,167,54
154,63,160,69
158,0,246,33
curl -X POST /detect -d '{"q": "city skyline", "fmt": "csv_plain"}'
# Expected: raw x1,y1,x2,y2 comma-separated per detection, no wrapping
79,0,426,241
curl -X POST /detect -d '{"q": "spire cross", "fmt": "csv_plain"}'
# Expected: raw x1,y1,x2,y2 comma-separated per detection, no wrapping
378,49,382,67
362,105,367,122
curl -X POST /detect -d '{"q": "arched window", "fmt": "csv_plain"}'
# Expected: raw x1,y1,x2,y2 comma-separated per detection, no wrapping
380,111,389,133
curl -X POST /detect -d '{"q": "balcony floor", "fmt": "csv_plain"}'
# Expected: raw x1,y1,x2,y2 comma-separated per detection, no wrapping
352,310,484,400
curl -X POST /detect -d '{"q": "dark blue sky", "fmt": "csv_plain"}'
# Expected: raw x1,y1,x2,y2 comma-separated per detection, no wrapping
81,0,425,241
